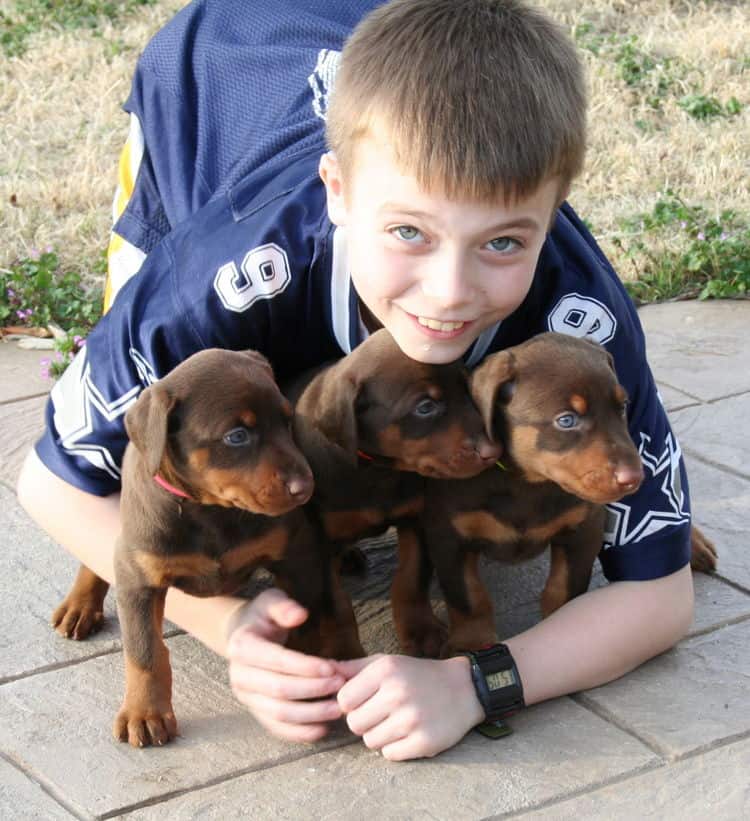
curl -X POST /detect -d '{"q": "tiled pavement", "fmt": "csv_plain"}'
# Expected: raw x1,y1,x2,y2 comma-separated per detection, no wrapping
1,300,748,820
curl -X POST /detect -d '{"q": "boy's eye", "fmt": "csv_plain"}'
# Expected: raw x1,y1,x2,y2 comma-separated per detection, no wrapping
485,236,519,253
392,225,423,242
223,427,254,446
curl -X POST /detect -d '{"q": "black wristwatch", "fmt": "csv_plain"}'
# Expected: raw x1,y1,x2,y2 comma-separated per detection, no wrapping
462,644,525,722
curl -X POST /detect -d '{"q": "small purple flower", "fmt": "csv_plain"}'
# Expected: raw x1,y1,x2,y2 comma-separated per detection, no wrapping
6,287,16,300
73,335,84,347
697,232,705,241
29,248,41,261
16,309,33,321
40,358,51,379
720,232,728,241
680,221,687,230
54,351,63,362
44,244,54,253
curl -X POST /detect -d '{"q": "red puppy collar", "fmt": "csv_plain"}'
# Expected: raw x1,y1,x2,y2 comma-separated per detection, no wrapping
153,474,191,499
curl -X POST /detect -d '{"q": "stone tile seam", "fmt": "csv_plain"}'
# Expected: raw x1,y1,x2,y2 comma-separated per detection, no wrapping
487,757,666,820
686,609,750,641
681,445,750,483
573,692,750,763
96,736,361,820
0,628,185,686
570,692,674,759
494,731,750,820
0,390,49,407
0,749,88,821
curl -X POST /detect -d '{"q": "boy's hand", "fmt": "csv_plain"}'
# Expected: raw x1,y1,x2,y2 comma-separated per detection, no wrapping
334,654,484,761
226,589,345,742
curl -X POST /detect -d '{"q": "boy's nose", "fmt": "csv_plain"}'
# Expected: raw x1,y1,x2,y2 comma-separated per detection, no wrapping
420,253,474,309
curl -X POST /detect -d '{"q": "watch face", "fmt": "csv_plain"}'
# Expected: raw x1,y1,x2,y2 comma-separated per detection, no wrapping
486,669,516,691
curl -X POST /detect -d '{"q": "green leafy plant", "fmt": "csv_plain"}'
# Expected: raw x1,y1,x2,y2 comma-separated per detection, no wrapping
0,248,102,330
1,248,103,378
614,194,750,303
574,24,679,110
678,94,743,120
1,0,154,57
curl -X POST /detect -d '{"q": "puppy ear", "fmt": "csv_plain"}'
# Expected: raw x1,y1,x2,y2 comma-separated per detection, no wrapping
124,384,177,476
470,351,516,440
241,349,275,380
314,370,360,459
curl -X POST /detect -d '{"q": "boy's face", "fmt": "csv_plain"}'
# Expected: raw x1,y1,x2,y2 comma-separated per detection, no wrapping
320,134,562,364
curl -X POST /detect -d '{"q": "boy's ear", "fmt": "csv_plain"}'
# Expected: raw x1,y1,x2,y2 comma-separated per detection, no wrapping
319,152,348,226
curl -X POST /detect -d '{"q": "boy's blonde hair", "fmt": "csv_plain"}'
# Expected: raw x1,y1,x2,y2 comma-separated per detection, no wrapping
326,0,586,202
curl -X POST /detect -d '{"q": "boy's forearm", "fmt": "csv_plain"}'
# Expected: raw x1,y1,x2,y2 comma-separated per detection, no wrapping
505,564,694,706
17,448,245,658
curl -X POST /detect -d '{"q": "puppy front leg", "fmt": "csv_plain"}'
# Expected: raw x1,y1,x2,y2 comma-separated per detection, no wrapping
430,542,498,656
391,525,447,659
113,580,177,747
541,510,604,618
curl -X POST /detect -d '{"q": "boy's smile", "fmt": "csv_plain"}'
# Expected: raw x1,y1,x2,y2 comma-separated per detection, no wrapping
320,134,562,364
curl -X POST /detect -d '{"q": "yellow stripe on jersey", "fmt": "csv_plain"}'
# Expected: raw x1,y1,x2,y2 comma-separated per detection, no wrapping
104,114,147,313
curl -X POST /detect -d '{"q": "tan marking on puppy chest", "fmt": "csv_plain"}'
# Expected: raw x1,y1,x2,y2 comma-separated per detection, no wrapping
324,509,386,540
133,551,220,588
390,496,424,519
452,511,519,543
570,394,588,415
526,505,591,542
239,410,257,427
221,526,289,573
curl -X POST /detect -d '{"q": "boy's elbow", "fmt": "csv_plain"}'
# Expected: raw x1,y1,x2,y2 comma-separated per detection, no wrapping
654,563,694,650
16,447,48,519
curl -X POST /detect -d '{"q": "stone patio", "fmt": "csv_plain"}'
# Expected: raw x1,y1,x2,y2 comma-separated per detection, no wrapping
1,300,748,819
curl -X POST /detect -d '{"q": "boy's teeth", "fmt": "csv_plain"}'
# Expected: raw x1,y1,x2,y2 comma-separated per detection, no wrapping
417,317,465,332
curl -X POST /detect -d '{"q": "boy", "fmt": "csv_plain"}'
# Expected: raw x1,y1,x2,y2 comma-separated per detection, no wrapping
17,0,693,761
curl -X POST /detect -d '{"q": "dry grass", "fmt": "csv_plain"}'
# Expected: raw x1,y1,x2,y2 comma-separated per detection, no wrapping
1,0,748,284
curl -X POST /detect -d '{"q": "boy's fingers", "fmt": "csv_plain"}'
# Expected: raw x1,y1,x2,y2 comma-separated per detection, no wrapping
230,665,345,701
332,654,382,680
336,656,388,712
254,714,331,744
228,631,335,678
244,692,343,725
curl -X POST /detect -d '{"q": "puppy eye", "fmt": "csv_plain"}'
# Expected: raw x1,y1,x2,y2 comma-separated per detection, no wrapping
223,427,253,446
555,412,580,430
413,397,441,418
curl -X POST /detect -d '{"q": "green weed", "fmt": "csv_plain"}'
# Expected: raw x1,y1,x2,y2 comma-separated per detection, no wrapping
614,194,750,303
1,0,155,57
1,248,102,334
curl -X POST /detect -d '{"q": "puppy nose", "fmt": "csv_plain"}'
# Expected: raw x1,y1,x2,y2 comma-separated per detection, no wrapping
472,436,502,462
286,474,314,503
614,465,643,492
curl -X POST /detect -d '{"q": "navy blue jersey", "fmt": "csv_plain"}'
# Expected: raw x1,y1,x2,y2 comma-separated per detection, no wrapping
37,0,690,584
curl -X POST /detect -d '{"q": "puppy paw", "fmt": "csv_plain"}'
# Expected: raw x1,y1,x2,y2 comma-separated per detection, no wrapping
690,524,718,573
397,615,448,659
51,597,104,640
113,702,179,748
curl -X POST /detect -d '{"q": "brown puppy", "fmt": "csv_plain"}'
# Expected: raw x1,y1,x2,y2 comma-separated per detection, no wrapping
416,332,645,654
53,349,362,747
288,329,501,656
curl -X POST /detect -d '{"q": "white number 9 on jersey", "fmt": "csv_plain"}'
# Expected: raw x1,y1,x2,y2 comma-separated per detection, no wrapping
214,243,291,312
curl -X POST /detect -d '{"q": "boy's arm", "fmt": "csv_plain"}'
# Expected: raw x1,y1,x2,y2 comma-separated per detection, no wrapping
335,564,693,760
